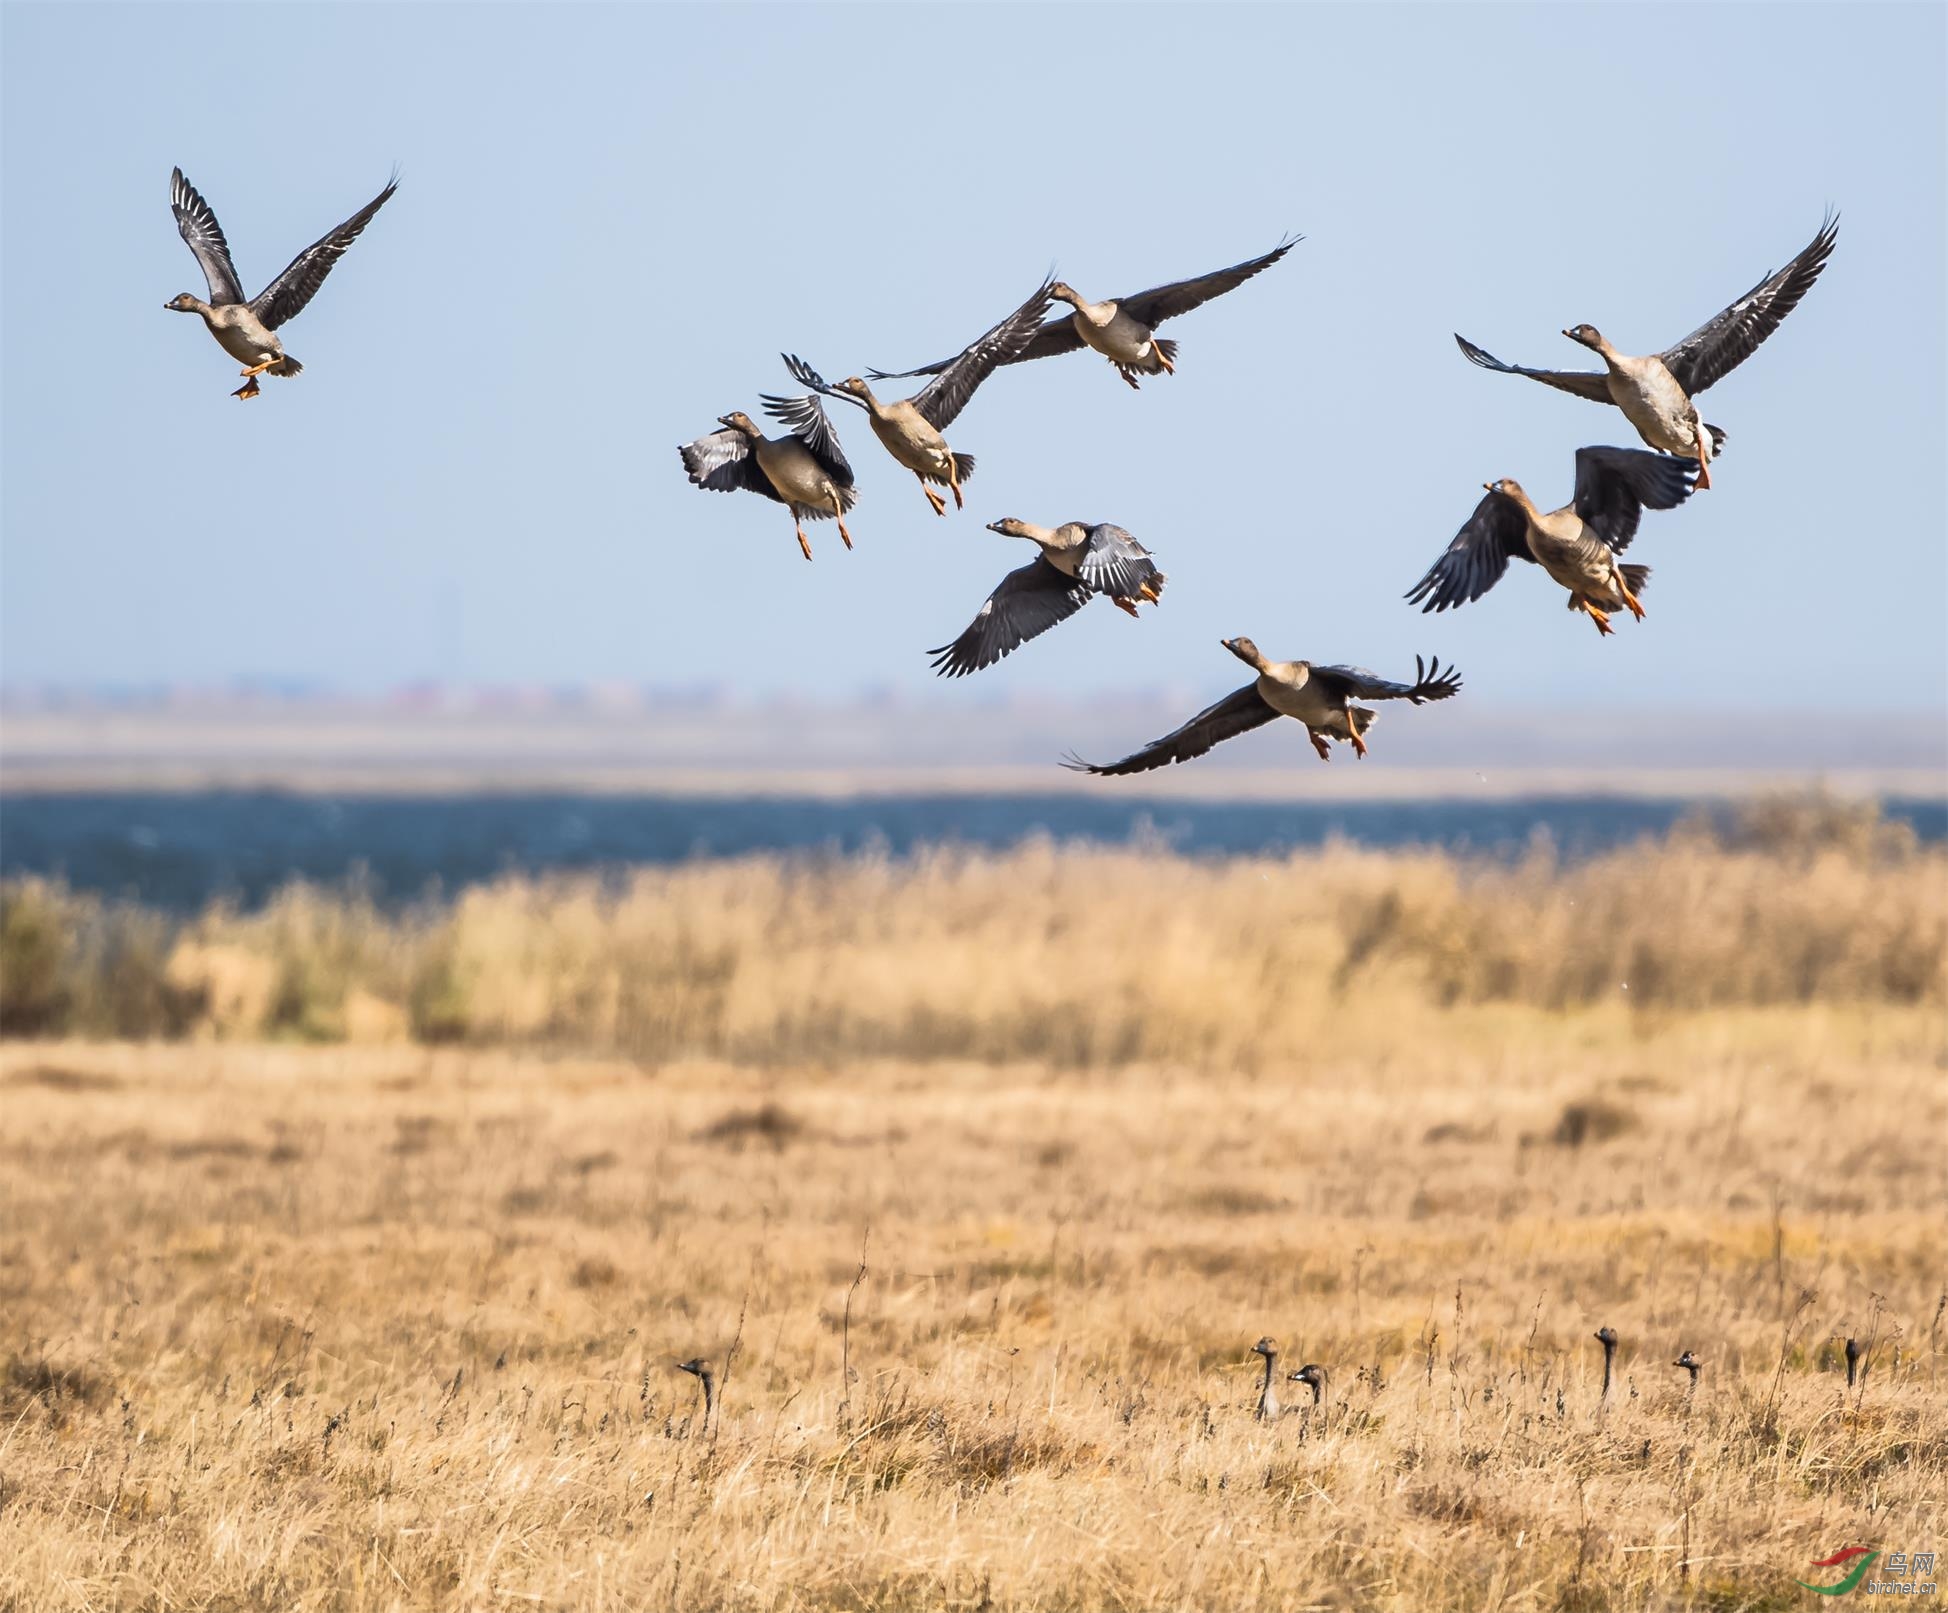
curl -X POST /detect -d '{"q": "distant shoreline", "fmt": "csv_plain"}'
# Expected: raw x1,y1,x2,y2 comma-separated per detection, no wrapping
4,698,1942,800
3,764,1945,801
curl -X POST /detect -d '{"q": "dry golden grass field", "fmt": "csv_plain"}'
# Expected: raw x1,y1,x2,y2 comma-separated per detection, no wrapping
3,805,1945,1610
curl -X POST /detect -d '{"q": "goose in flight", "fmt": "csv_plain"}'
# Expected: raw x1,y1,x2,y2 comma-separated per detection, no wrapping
680,394,857,560
1065,638,1460,772
1405,447,1696,636
164,166,397,399
871,238,1298,391
929,519,1165,678
783,276,1053,516
1454,214,1838,488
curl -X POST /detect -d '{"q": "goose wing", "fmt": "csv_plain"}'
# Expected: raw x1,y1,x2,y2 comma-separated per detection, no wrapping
679,428,780,502
1658,213,1838,397
169,167,245,306
1075,524,1165,601
869,308,1084,379
907,276,1056,430
759,391,855,485
1404,488,1534,613
928,556,1092,678
1114,236,1300,330
869,239,1294,380
1061,685,1278,776
1453,333,1613,403
1309,655,1463,705
249,173,398,330
781,353,842,398
1570,446,1696,550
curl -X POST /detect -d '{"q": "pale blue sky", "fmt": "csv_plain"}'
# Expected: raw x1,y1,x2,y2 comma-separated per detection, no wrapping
3,2,1943,713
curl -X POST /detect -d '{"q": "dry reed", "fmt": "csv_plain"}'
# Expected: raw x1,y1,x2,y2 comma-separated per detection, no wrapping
3,795,1941,1063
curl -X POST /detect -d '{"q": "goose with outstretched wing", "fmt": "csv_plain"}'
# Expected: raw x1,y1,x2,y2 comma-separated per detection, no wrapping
680,393,858,560
164,166,397,399
783,276,1053,516
1065,638,1460,773
1405,447,1696,636
929,519,1166,678
872,238,1298,391
1453,214,1837,488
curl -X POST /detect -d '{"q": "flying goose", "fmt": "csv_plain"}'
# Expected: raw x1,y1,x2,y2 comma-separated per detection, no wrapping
783,276,1053,516
164,166,397,399
1405,446,1696,636
872,238,1298,390
1065,638,1461,773
680,394,857,560
929,519,1165,678
1454,214,1838,488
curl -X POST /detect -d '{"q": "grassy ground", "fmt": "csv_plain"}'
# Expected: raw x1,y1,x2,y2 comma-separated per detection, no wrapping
3,1004,1942,1610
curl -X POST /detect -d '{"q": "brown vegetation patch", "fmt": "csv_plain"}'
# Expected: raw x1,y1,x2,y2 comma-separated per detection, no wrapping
695,1100,806,1149
2,1354,111,1425
5,1063,123,1092
1615,1073,1673,1094
1551,1098,1639,1148
835,1398,1099,1493
1423,1120,1493,1144
165,1135,259,1161
391,1114,456,1156
1408,1183,1520,1220
571,1255,619,1290
1404,1479,1494,1524
499,1184,554,1217
1180,1183,1292,1216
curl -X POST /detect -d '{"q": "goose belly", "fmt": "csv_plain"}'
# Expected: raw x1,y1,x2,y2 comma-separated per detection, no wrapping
1608,370,1698,456
1039,543,1085,579
755,440,835,506
1260,678,1330,726
207,309,281,366
870,414,951,477
1077,310,1156,365
1528,524,1614,595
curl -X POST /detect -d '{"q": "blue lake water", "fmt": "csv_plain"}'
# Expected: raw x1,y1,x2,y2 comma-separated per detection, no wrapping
2,791,1942,913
